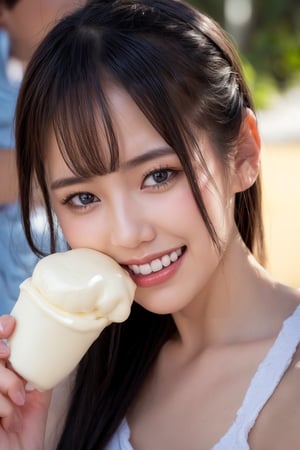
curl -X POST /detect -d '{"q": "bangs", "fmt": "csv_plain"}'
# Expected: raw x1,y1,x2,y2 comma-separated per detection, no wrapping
46,26,197,180
51,73,120,178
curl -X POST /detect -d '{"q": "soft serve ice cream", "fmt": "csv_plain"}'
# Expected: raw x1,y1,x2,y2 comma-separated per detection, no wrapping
8,248,136,390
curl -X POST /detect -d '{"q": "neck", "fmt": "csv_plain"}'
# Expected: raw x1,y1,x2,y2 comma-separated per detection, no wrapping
172,231,275,353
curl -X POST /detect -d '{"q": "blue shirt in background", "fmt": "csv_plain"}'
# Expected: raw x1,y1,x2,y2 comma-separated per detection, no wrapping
0,30,67,314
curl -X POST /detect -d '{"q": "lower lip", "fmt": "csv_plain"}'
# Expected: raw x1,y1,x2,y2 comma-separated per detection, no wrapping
129,252,185,288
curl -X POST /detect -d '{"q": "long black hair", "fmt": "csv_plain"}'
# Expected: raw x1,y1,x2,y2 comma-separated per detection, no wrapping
15,0,265,447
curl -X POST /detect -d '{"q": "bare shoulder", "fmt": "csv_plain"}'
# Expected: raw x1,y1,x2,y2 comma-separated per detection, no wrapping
249,309,300,450
276,282,300,310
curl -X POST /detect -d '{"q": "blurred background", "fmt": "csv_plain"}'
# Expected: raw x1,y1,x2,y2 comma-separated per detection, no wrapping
189,0,300,287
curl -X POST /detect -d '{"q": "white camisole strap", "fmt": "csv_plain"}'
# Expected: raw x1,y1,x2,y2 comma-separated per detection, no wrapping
105,418,133,450
211,304,300,450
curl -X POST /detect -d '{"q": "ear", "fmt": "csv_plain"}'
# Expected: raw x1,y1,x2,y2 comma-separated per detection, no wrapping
231,108,261,194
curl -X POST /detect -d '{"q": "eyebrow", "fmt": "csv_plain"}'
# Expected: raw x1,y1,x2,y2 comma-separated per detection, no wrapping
50,175,91,190
50,147,174,190
122,146,174,169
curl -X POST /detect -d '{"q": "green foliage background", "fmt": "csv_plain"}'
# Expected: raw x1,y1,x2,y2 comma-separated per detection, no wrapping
188,0,300,108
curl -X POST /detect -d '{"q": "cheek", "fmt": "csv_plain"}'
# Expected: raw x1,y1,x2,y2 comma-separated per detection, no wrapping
149,183,201,231
201,181,235,243
54,210,98,250
163,187,212,247
56,216,79,248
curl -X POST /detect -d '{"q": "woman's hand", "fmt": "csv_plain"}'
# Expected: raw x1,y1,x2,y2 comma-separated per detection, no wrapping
0,315,52,450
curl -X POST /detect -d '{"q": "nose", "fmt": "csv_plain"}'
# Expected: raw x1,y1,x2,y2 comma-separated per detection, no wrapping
109,196,155,249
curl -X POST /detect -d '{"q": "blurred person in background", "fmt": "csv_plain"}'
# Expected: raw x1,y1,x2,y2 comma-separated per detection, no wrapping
0,0,85,314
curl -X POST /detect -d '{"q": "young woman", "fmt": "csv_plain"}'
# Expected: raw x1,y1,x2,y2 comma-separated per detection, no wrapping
0,0,300,448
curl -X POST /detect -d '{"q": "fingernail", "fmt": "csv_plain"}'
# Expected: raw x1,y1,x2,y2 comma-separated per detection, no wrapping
25,382,36,392
13,388,26,406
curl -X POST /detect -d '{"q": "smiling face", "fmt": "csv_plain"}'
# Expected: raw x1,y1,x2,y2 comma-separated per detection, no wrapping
45,84,238,315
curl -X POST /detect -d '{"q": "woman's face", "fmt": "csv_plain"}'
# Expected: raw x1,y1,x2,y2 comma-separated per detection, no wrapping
45,84,237,315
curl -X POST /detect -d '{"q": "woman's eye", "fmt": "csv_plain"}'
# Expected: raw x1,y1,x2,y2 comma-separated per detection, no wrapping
143,168,176,188
64,192,99,208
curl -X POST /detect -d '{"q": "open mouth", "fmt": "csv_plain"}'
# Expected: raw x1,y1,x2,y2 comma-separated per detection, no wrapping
126,246,186,276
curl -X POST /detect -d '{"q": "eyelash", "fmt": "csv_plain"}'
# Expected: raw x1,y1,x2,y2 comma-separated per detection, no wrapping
61,166,180,210
61,192,98,210
142,165,180,189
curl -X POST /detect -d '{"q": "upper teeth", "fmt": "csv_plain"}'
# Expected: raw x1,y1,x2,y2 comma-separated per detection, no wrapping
128,248,183,276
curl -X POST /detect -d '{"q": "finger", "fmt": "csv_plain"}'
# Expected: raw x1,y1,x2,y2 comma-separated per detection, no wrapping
0,339,10,359
0,392,23,433
0,316,16,339
0,398,23,433
0,392,15,418
0,365,26,406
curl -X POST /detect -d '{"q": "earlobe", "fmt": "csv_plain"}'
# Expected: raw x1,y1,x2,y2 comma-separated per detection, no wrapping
232,108,261,194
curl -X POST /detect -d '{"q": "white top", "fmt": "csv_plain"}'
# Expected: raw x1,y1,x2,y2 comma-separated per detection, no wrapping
105,304,300,449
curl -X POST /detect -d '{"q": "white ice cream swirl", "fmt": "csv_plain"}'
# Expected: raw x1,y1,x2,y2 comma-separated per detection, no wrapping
29,248,136,324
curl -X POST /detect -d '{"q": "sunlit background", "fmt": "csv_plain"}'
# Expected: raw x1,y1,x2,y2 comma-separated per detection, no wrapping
190,0,300,287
